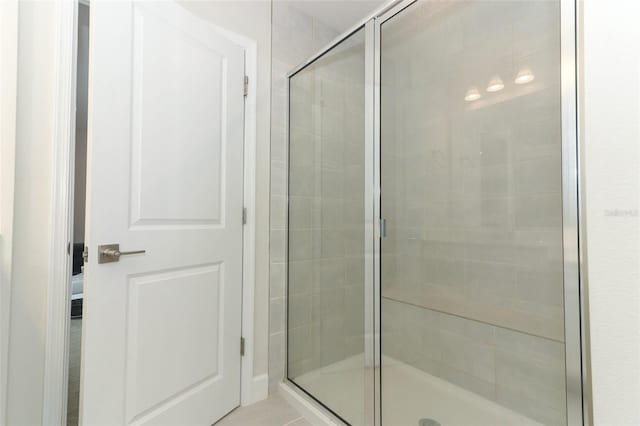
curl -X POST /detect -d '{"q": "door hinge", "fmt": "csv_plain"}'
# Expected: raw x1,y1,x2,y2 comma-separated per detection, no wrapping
82,245,89,263
379,218,387,238
240,337,245,356
243,75,249,97
242,207,247,225
67,242,71,255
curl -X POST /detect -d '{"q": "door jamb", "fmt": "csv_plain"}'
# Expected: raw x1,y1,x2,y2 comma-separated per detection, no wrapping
42,2,263,424
42,0,78,422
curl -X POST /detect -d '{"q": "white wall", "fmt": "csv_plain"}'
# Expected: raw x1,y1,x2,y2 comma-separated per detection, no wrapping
177,0,272,381
0,0,18,422
581,1,640,425
4,1,57,424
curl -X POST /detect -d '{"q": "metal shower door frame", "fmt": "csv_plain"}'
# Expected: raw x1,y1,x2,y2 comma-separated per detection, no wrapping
284,0,587,425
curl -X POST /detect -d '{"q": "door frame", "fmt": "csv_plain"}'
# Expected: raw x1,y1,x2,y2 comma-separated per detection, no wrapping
41,1,263,423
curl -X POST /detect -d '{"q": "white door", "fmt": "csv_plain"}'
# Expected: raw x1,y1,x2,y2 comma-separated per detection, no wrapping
81,1,245,424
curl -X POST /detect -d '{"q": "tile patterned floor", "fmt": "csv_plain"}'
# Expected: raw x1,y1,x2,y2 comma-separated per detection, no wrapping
216,394,311,426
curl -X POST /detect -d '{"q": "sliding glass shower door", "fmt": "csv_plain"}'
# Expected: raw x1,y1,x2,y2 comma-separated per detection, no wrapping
379,1,576,425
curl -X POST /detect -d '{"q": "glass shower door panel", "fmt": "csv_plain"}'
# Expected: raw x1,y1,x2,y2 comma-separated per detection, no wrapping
287,28,367,425
380,1,566,425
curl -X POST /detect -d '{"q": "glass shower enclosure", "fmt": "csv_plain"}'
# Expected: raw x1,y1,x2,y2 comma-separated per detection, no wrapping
286,1,585,425
287,27,368,425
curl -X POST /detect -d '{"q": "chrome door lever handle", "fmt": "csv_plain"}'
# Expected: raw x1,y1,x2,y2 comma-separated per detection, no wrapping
98,244,146,264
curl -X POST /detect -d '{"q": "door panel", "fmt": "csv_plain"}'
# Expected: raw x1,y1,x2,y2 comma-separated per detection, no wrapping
82,1,244,424
130,4,225,226
127,264,223,419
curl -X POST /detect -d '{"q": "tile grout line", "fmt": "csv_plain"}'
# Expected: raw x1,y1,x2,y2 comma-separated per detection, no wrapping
281,415,305,426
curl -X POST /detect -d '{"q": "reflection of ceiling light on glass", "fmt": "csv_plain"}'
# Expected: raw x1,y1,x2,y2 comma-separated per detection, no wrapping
515,68,535,84
464,87,482,102
486,75,504,92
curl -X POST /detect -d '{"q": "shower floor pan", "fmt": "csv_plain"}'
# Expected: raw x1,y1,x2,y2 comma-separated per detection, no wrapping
294,354,542,426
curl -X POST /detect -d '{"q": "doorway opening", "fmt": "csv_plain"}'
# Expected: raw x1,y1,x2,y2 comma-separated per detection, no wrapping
66,2,89,424
54,2,262,424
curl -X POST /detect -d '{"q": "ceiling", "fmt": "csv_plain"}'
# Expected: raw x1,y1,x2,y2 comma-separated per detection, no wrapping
283,0,388,33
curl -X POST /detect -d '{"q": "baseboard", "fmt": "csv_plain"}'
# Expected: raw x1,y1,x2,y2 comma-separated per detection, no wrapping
241,373,268,406
279,382,340,426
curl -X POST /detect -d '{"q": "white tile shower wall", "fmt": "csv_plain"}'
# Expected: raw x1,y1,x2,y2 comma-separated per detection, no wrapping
381,298,566,425
269,3,339,393
378,2,568,424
